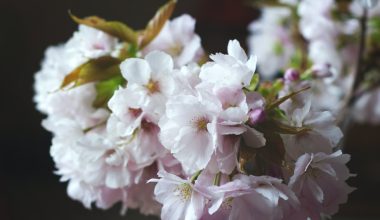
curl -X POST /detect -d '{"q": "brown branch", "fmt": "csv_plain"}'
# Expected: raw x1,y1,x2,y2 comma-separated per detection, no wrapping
352,7,369,91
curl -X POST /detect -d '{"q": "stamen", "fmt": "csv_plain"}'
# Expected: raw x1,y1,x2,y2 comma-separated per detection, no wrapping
192,116,209,132
168,44,183,57
174,183,192,202
145,79,160,94
221,197,233,210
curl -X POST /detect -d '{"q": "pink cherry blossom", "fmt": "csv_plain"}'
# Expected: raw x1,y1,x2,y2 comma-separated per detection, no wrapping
143,14,205,67
149,171,206,220
288,151,355,219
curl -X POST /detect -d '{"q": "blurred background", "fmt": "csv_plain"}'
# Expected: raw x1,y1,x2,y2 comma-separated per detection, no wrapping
0,0,379,219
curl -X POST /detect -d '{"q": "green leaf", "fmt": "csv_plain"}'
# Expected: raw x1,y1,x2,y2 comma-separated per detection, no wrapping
244,74,260,92
266,86,310,111
93,75,126,108
270,107,287,120
70,13,138,45
273,41,284,55
300,68,313,80
138,0,177,48
369,17,380,46
117,43,139,60
61,56,122,88
289,49,303,69
258,79,284,104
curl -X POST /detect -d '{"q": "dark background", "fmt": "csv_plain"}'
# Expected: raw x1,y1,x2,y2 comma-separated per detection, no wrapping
0,0,379,219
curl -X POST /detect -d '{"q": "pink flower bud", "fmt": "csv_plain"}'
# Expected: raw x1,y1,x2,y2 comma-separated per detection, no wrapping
248,108,266,125
284,69,300,82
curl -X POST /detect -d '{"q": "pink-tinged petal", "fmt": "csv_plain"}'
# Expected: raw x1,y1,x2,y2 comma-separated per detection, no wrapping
171,14,196,40
242,126,266,148
174,127,214,172
215,136,239,174
208,196,225,215
120,58,151,85
246,92,265,110
219,108,247,125
227,39,248,62
188,191,206,219
313,162,336,177
105,167,130,189
217,124,246,135
177,35,202,66
305,177,324,203
145,51,174,76
255,186,280,206
215,86,246,108
289,153,312,187
162,198,187,220
96,187,126,210
230,193,273,220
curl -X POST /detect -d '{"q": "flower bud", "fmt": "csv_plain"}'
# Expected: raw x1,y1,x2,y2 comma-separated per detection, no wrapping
284,69,300,82
248,108,266,126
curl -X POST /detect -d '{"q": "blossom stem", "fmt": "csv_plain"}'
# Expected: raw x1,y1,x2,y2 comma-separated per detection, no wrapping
190,170,202,183
213,172,222,186
338,6,369,129
352,7,369,93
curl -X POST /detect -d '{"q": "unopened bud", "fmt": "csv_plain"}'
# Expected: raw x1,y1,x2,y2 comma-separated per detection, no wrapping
248,108,266,125
284,69,300,82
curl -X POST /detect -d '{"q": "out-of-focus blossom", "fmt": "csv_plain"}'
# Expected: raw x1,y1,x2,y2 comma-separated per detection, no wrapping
143,14,204,67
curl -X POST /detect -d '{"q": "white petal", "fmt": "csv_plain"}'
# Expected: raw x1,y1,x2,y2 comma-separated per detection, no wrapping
246,55,257,73
227,39,248,62
120,58,151,85
242,126,266,148
145,51,174,76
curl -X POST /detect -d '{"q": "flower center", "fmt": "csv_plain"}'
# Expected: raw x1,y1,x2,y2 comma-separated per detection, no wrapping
93,42,105,50
174,183,192,202
193,116,209,132
168,44,183,57
128,108,142,118
221,197,233,210
141,120,155,132
145,79,160,94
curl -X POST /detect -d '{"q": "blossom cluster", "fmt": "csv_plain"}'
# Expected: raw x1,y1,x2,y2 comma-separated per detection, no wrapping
34,1,356,219
248,0,380,122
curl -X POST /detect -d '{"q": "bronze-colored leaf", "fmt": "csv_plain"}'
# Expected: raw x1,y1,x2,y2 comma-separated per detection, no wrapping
259,132,285,166
238,141,258,175
61,56,122,88
270,120,311,135
70,13,138,45
256,118,311,135
138,0,177,48
238,131,286,176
